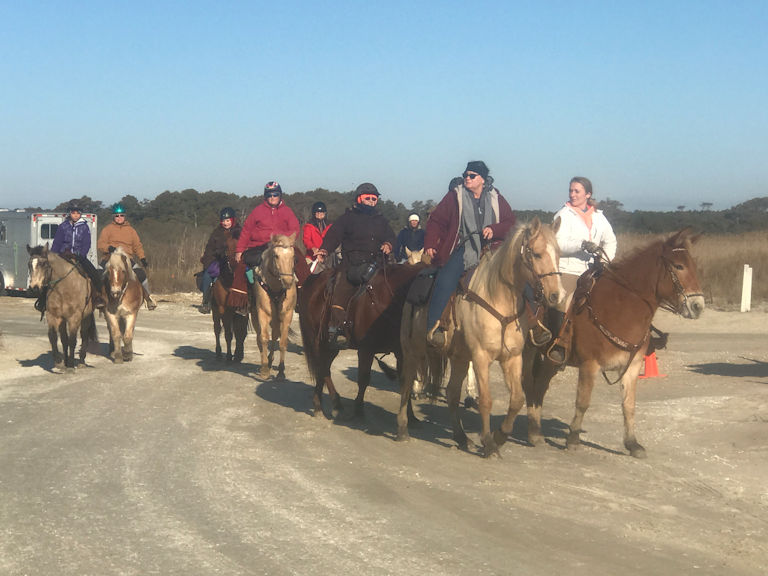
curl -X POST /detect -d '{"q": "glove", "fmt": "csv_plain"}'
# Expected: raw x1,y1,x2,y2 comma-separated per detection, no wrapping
108,245,116,253
140,258,148,268
581,240,599,254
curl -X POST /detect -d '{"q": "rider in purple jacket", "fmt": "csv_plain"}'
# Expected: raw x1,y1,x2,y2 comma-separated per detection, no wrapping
37,203,103,313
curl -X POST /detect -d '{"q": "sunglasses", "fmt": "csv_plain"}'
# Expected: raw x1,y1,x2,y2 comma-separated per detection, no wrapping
265,192,281,198
463,172,480,180
360,194,379,202
114,214,125,218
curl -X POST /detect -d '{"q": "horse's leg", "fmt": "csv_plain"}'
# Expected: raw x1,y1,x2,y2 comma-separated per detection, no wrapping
223,314,234,362
233,313,247,363
275,305,293,380
59,320,75,371
213,310,223,360
621,356,647,458
48,322,64,370
257,306,271,379
472,352,500,458
105,314,122,363
122,313,137,362
566,360,600,450
446,356,474,451
523,348,558,446
352,348,375,418
493,353,525,449
396,346,422,441
66,320,80,371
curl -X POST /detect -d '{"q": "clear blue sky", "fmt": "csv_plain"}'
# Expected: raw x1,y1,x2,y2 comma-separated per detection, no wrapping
1,1,766,212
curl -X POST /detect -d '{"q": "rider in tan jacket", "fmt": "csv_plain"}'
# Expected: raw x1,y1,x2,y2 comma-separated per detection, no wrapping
97,203,156,310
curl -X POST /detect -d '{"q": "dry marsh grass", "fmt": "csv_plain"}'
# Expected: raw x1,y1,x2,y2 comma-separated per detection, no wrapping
145,226,766,310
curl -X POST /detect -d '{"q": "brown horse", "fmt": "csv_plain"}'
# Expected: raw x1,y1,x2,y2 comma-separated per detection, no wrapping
396,218,563,457
523,228,705,458
103,247,144,363
298,258,426,420
27,244,97,371
210,236,248,362
251,233,297,380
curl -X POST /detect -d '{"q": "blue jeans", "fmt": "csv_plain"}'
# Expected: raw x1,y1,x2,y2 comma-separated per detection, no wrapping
427,245,465,329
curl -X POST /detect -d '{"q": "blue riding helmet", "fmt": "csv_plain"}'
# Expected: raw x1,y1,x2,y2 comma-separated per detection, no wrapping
112,203,126,215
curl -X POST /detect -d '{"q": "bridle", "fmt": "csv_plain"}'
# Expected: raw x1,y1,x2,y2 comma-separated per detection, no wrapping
256,244,294,304
106,255,131,303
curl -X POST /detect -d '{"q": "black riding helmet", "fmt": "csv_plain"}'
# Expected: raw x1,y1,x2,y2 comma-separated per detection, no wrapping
311,201,327,214
219,207,236,221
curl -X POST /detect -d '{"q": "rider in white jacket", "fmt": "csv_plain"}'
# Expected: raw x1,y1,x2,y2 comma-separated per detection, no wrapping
548,177,617,363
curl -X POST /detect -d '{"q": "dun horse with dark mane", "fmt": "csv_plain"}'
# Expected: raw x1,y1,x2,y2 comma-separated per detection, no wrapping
210,235,248,362
27,244,97,371
523,228,705,458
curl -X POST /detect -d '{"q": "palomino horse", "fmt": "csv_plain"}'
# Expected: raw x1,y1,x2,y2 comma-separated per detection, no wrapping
211,235,248,362
298,258,426,419
251,233,297,380
103,247,144,363
523,228,705,458
396,218,563,457
27,244,97,371
404,246,424,265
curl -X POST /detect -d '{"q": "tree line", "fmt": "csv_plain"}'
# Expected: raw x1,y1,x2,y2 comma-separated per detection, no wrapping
21,189,768,236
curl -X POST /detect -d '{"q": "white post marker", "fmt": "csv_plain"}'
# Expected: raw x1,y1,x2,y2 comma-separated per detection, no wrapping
741,264,752,313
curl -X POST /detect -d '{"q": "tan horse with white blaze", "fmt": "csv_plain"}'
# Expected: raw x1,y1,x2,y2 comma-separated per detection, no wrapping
397,218,563,457
103,247,144,363
251,233,297,380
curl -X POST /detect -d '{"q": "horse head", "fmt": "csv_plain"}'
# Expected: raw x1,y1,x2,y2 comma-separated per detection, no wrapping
264,233,296,290
405,247,424,265
105,247,136,301
517,217,564,308
658,228,705,319
27,243,51,290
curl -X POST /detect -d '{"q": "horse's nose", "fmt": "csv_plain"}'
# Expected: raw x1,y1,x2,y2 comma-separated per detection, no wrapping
548,292,560,306
689,296,705,318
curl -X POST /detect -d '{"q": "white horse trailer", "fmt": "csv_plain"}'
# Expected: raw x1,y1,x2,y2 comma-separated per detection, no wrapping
0,210,98,295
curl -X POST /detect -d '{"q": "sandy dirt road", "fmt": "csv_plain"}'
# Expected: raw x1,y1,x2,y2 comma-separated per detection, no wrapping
1,294,767,576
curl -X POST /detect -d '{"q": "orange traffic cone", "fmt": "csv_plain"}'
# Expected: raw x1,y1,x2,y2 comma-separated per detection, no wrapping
639,352,666,379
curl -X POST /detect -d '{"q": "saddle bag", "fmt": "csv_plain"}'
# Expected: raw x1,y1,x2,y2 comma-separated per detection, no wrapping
406,267,438,306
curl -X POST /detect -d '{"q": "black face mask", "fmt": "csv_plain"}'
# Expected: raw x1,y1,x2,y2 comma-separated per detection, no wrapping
355,203,376,215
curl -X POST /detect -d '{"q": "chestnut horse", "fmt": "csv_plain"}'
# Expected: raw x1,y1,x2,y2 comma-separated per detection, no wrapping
27,244,97,371
523,228,705,458
298,259,426,420
103,247,144,363
210,236,248,362
396,218,563,457
251,233,297,380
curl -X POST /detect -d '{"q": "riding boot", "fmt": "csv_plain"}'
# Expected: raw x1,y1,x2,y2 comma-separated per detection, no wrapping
141,280,157,311
427,320,446,349
328,305,348,348
34,286,48,314
200,286,212,314
545,309,570,365
527,304,552,347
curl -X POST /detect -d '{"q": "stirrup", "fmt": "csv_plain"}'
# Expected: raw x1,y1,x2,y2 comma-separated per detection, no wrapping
146,297,157,311
528,321,552,347
546,342,567,365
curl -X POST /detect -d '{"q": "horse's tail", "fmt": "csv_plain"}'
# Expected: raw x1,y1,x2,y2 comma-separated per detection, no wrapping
375,354,398,380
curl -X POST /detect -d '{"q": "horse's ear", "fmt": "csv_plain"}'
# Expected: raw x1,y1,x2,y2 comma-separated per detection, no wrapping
529,217,541,236
27,244,32,254
670,227,697,247
552,215,561,235
288,232,296,244
405,247,412,257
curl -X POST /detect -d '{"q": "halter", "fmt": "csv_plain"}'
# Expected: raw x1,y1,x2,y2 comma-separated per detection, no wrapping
256,244,294,304
657,248,704,314
520,227,561,305
106,254,131,304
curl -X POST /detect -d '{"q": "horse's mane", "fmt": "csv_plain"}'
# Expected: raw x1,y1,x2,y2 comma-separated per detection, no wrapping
28,245,47,258
106,247,137,280
475,225,527,298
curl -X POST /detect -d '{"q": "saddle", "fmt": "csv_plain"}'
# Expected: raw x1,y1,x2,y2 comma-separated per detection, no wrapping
571,262,605,315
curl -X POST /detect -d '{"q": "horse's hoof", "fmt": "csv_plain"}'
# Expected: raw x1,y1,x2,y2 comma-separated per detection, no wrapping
492,429,509,448
464,396,479,411
259,370,271,380
113,356,123,364
528,432,544,447
627,442,647,459
276,371,286,380
566,434,581,450
396,428,410,442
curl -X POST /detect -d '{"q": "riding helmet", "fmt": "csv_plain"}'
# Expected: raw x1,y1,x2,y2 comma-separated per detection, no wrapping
219,207,236,221
67,203,82,213
311,201,327,214
354,182,380,203
264,181,282,196
112,203,126,214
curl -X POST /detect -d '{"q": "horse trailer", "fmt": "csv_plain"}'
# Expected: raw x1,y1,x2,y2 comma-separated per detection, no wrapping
0,210,98,295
